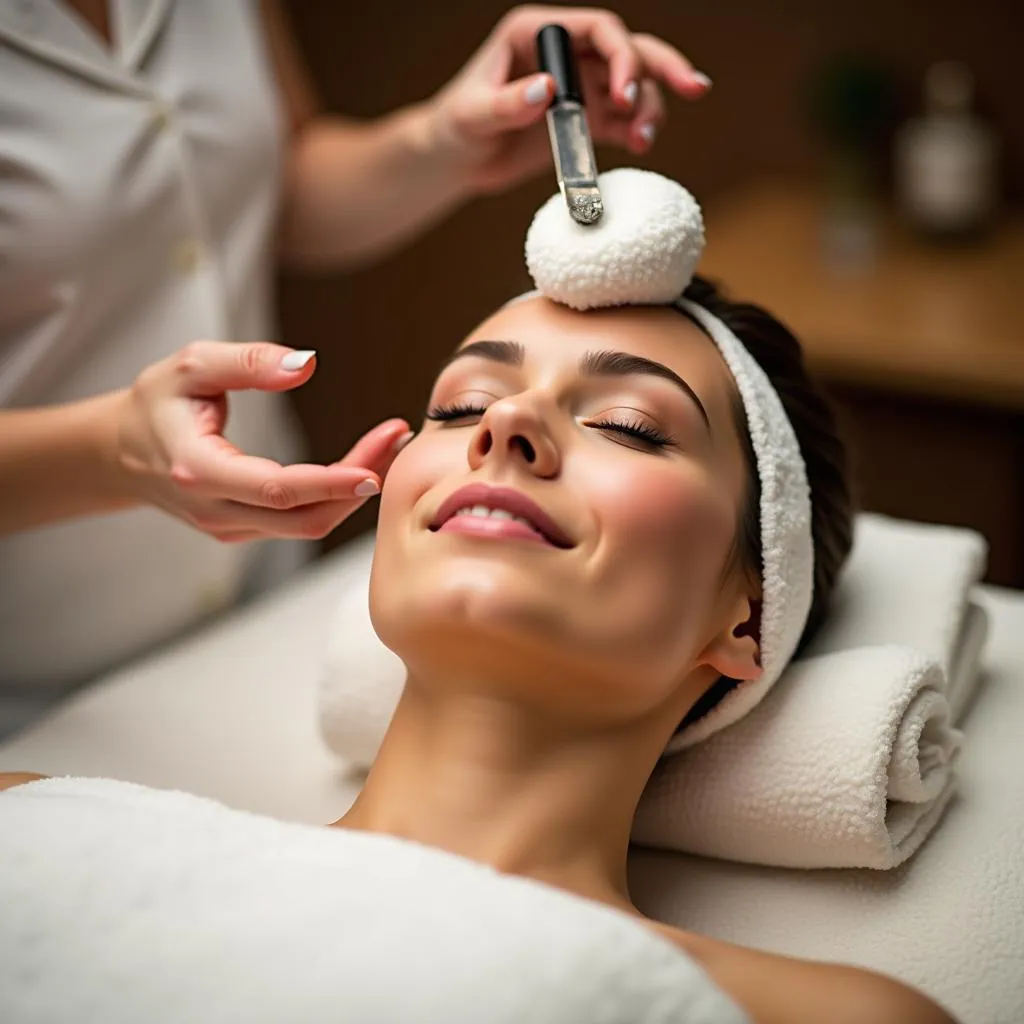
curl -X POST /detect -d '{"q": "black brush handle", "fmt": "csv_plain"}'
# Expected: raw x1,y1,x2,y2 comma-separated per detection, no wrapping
536,24,582,105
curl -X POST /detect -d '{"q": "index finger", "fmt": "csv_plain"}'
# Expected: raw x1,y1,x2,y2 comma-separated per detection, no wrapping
632,33,709,97
178,437,382,509
336,418,412,477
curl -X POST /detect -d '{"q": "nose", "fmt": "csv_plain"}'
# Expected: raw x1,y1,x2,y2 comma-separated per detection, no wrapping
468,397,561,479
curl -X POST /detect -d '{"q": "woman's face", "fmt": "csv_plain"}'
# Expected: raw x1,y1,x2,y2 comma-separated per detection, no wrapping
370,296,758,724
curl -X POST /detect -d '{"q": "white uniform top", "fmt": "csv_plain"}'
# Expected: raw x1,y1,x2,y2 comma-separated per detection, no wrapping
0,1,305,688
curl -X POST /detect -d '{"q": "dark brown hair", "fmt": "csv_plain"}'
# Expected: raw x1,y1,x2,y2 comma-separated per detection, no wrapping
677,275,855,728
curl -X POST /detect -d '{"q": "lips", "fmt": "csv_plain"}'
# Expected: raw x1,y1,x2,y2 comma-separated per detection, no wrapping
428,483,574,549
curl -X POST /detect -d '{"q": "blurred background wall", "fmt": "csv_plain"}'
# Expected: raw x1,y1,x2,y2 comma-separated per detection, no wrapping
278,1,1024,585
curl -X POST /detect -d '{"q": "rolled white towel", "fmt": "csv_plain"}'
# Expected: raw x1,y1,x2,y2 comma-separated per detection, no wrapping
632,646,960,869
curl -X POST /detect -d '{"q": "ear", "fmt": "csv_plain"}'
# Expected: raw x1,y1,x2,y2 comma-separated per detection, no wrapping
697,594,763,682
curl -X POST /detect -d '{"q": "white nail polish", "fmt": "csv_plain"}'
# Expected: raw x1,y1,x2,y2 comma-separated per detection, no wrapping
623,80,638,106
639,123,657,144
692,71,713,89
354,479,380,497
525,78,549,105
280,349,316,371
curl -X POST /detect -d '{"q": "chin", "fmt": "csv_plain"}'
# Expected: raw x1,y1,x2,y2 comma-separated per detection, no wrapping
386,555,566,639
370,559,577,690
368,540,688,713
370,579,669,726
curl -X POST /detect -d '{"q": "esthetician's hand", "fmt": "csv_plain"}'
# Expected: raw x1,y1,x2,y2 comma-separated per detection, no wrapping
111,341,411,542
426,5,710,195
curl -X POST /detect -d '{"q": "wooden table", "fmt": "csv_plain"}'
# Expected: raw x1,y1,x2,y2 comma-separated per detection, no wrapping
700,183,1024,586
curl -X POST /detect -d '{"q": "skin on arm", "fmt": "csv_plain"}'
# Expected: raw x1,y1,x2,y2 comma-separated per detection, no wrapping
0,395,132,536
261,0,470,269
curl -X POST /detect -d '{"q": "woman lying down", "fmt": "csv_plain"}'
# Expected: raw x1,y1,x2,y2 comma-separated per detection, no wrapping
0,172,957,1024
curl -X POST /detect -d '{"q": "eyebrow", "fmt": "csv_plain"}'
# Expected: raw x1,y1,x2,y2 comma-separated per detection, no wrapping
444,339,711,430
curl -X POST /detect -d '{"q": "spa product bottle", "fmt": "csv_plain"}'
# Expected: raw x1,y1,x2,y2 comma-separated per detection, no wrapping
894,61,998,240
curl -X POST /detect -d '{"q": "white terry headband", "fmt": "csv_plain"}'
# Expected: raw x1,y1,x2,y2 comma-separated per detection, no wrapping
524,167,814,752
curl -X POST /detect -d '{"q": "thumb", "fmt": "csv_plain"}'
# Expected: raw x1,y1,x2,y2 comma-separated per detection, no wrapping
450,73,553,141
172,341,317,397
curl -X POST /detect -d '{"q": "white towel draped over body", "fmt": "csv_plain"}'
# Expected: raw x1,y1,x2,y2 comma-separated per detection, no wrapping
319,514,989,870
0,777,749,1024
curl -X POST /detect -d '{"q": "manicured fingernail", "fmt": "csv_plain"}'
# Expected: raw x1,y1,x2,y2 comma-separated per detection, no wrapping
392,431,415,453
354,478,380,497
692,71,712,90
639,123,657,145
623,80,638,107
525,77,550,105
280,349,316,371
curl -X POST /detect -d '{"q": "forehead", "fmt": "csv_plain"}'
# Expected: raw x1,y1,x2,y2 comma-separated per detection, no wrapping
459,296,738,412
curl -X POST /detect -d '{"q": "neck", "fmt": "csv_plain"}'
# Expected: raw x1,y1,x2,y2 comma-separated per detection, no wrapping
335,677,671,913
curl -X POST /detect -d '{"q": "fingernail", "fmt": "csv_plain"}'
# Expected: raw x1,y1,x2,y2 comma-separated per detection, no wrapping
354,478,380,497
525,77,549,105
392,430,415,453
623,80,638,107
639,123,657,145
280,349,316,371
692,71,713,90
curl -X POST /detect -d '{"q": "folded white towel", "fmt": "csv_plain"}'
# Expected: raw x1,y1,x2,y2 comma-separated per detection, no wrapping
803,514,988,679
0,777,749,1024
633,646,961,869
317,515,989,868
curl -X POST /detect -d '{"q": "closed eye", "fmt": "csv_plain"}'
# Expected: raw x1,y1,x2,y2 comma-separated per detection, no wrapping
586,417,673,449
425,402,488,422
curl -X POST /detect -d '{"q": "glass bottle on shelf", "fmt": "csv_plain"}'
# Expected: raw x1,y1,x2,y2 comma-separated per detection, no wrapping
894,61,998,241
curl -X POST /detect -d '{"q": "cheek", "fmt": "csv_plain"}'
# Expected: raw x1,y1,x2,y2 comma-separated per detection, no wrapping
371,431,476,628
589,457,734,566
371,435,453,643
577,454,738,661
377,433,459,534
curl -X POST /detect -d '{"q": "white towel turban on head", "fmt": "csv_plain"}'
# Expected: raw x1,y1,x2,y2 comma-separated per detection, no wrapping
524,167,814,751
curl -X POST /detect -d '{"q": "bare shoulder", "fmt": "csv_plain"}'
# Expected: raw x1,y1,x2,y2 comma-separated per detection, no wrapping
651,922,959,1024
0,772,48,792
816,965,961,1024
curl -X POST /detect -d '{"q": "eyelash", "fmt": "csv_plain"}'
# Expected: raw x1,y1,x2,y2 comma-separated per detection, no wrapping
425,402,488,422
424,403,672,449
592,417,672,448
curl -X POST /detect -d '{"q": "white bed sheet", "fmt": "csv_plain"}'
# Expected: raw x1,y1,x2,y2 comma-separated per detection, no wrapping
1,531,1022,1023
